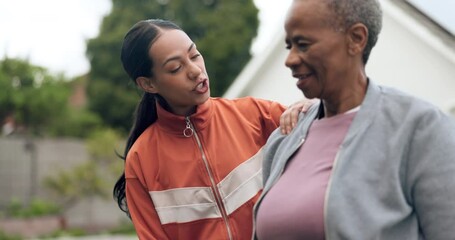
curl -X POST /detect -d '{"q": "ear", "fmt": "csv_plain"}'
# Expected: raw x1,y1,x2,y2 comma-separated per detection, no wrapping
136,76,158,94
347,23,368,56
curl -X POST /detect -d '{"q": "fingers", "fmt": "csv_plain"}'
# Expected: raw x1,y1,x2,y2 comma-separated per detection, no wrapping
280,103,300,135
300,98,318,113
280,113,291,135
280,98,318,135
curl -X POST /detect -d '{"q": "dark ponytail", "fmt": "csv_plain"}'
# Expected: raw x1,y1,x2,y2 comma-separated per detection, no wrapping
113,19,182,217
114,92,157,216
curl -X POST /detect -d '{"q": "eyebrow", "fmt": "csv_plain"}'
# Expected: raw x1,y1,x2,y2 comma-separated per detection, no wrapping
162,43,195,67
292,35,309,42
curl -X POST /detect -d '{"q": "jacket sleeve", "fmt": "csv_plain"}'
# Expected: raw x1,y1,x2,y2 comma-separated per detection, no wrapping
258,100,287,137
125,153,170,240
407,109,455,239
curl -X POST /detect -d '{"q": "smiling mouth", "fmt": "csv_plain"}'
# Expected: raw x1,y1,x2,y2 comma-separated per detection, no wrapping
293,72,313,80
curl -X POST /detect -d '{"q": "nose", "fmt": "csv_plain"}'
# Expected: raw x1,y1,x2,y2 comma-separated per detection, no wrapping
285,48,300,69
188,62,202,80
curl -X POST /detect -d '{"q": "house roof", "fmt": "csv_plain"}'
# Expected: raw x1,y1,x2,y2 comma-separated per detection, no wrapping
404,0,455,37
381,0,455,63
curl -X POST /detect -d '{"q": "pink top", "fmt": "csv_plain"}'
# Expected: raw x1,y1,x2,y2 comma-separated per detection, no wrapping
256,110,357,240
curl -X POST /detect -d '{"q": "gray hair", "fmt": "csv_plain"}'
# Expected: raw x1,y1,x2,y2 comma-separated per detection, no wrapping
326,0,383,64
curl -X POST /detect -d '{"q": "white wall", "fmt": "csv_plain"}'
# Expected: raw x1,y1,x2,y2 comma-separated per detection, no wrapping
367,0,455,113
224,26,301,106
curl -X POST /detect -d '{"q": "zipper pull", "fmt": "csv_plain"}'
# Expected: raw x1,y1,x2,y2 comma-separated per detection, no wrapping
184,117,194,137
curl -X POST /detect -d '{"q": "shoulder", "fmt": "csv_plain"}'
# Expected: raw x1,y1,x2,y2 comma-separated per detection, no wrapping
262,103,320,184
362,82,445,125
365,84,455,149
264,102,319,153
211,97,286,115
124,124,161,180
125,126,155,169
378,85,449,123
211,96,284,108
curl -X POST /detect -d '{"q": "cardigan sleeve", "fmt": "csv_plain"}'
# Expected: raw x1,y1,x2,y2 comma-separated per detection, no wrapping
407,108,455,239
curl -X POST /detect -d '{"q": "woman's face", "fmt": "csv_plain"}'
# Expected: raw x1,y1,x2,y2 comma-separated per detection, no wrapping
284,0,352,100
148,29,210,116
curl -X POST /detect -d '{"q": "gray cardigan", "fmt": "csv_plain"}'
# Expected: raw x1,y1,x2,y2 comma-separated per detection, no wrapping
254,81,455,239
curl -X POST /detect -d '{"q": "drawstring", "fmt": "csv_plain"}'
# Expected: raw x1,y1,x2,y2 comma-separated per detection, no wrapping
184,117,194,137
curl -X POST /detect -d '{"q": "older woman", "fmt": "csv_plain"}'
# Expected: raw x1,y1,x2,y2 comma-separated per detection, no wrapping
253,0,455,239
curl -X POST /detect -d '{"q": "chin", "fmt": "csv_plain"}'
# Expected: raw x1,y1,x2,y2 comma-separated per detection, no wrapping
300,90,312,99
198,94,210,104
300,87,320,100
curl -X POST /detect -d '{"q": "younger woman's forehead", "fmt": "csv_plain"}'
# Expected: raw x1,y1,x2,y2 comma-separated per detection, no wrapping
149,30,195,65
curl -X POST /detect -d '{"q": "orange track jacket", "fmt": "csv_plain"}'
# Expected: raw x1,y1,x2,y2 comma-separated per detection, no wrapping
125,97,285,240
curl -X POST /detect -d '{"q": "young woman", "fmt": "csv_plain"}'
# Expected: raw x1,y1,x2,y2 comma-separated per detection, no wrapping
113,19,306,239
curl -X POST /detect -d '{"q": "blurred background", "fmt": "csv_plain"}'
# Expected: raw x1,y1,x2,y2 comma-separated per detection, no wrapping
0,0,454,239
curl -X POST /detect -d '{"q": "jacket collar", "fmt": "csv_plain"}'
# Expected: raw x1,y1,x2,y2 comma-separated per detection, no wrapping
155,98,213,136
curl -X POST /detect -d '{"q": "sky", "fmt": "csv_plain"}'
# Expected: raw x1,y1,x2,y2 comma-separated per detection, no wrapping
0,0,453,78
0,0,112,77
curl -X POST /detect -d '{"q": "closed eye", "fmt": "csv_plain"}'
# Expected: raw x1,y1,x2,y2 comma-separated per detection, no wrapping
297,42,309,51
286,36,311,51
170,66,181,74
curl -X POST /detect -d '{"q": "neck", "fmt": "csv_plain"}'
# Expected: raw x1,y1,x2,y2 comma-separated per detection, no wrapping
172,106,197,116
323,75,368,118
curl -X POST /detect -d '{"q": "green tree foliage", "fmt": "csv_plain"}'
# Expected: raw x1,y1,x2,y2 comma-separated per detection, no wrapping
0,58,70,135
86,0,259,132
48,108,103,138
43,161,108,211
2,198,61,218
0,58,103,138
48,76,104,138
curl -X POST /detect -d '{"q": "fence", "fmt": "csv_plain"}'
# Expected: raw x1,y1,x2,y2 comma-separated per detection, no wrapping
0,137,129,231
